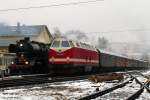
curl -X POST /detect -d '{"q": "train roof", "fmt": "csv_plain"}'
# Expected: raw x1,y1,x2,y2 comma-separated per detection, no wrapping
99,49,130,58
98,49,148,62
51,37,97,51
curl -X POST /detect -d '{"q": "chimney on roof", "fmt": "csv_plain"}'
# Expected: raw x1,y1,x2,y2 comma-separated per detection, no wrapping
17,22,21,34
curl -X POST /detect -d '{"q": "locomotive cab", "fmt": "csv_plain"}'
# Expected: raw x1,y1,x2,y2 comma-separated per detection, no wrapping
50,38,74,62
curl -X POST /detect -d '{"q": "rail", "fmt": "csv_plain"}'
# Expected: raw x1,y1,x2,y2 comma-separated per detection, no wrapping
0,74,90,88
126,87,144,100
126,72,149,99
79,78,133,100
129,73,150,93
80,71,150,100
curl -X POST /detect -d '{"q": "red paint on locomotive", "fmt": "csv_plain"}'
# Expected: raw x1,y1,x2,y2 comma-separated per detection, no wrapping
49,38,99,67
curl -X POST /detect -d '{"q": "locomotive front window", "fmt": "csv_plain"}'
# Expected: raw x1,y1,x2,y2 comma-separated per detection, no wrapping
69,41,74,47
61,41,70,47
51,41,60,47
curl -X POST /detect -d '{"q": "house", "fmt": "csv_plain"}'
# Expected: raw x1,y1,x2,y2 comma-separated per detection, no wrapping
0,23,53,52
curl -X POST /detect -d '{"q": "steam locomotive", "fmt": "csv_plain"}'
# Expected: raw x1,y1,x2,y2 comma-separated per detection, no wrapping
8,37,149,75
9,37,49,75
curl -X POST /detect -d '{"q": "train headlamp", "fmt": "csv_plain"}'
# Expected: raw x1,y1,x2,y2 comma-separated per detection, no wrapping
25,61,29,64
20,43,23,47
51,57,55,63
21,54,24,57
11,61,14,64
66,56,70,63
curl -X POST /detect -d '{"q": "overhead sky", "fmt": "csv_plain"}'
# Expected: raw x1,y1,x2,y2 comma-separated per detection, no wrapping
0,0,150,43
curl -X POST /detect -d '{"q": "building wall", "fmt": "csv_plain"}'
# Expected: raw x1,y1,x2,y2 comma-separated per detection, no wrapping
34,28,52,44
0,47,8,53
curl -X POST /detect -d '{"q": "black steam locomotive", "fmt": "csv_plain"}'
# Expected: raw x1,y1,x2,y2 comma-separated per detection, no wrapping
9,37,49,75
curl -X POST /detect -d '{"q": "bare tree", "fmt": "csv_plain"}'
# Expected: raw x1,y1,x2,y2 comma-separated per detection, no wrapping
53,27,62,38
97,37,108,50
141,53,149,61
65,30,88,41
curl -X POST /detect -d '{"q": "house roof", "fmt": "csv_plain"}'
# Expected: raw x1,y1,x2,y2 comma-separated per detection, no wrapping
0,25,53,46
0,39,18,47
0,25,47,36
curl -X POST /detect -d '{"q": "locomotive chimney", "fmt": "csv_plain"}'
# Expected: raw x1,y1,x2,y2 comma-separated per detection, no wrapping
24,37,30,42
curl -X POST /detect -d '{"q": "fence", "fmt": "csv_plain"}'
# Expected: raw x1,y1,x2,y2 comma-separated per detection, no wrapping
0,52,16,76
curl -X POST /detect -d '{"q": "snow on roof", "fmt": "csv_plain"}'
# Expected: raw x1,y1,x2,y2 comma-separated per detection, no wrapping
99,49,130,58
0,39,17,46
99,49,147,62
0,25,46,36
0,25,52,46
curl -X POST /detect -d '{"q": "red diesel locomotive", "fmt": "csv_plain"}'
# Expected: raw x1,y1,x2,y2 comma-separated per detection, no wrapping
49,38,99,74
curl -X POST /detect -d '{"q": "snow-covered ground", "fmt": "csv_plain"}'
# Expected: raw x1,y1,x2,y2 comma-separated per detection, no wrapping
0,70,149,100
0,79,121,100
97,79,141,100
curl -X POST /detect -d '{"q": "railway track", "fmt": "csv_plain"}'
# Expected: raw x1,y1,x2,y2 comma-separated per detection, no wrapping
0,71,124,89
0,74,90,89
79,71,150,100
0,71,149,99
79,78,134,100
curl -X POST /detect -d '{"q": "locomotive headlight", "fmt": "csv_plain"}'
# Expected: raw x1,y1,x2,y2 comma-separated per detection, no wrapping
51,57,55,62
66,56,70,63
20,43,23,47
11,61,14,64
25,61,29,64
66,56,70,60
21,54,24,57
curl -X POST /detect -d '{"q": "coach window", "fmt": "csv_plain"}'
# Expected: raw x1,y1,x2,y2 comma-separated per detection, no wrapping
61,41,70,47
51,41,60,47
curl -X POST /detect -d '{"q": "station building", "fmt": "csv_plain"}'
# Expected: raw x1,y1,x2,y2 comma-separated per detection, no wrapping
0,23,53,52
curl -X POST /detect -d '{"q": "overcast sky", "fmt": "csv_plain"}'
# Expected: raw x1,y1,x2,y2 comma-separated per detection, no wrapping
0,0,150,43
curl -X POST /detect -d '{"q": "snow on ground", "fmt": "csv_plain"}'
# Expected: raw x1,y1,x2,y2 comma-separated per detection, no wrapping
96,79,141,100
138,89,150,100
0,70,149,100
0,79,118,100
142,70,150,76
